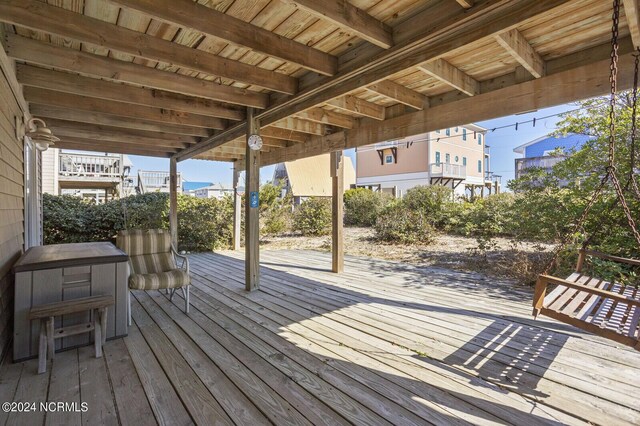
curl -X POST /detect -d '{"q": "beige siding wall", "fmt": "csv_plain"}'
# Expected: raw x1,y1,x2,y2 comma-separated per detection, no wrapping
357,137,429,178
0,66,24,360
430,127,486,179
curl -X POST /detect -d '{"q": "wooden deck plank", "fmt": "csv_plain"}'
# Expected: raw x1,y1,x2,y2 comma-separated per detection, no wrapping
188,257,585,425
78,345,118,426
103,339,156,426
46,349,81,426
130,298,234,426
190,251,640,425
122,321,192,425
0,357,24,426
5,359,49,426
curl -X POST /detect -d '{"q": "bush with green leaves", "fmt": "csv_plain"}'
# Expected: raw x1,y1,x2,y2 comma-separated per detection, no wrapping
343,188,391,227
262,203,293,236
374,202,436,244
292,197,332,236
402,185,455,228
43,192,233,251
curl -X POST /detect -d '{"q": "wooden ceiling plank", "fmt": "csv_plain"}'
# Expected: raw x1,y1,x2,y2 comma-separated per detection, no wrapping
23,86,222,129
0,0,297,94
57,137,177,157
455,0,474,9
286,0,393,49
495,29,546,78
260,127,309,143
623,0,640,49
17,64,244,121
294,107,356,128
326,95,385,120
366,80,427,110
269,118,326,136
111,0,337,76
8,35,268,109
417,59,479,96
30,104,210,137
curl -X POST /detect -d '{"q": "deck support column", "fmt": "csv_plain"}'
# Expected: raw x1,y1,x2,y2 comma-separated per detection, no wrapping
331,150,344,273
232,163,242,251
245,108,260,291
169,157,178,249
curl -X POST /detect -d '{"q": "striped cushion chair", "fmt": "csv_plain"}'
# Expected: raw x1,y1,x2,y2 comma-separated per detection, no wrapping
116,229,190,323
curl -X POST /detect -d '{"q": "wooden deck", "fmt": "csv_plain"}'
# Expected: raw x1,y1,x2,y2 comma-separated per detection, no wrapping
1,250,639,425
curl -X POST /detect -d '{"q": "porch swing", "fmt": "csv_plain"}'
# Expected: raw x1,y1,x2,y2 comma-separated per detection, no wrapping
532,0,640,350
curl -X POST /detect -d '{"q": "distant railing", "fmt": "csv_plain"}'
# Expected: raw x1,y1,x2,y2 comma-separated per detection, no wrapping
137,171,182,193
59,153,121,179
515,155,567,173
485,171,502,183
430,162,466,179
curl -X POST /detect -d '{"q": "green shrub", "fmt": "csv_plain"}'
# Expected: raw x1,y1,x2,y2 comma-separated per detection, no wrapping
343,188,391,227
43,194,96,244
374,202,436,244
177,195,233,252
293,197,332,236
262,204,292,236
402,185,455,227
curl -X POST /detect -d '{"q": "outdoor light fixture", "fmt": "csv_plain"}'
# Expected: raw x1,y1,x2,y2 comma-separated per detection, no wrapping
247,133,263,151
26,118,59,151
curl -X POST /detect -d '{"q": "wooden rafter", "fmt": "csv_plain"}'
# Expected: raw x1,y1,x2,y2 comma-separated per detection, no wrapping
29,104,211,137
0,0,296,94
417,59,479,96
624,0,640,49
455,0,474,9
260,127,309,143
495,29,546,78
57,138,176,157
286,0,393,49
366,80,427,110
326,96,385,120
7,35,269,108
16,65,244,121
111,0,336,76
294,108,356,129
23,87,222,129
270,118,326,136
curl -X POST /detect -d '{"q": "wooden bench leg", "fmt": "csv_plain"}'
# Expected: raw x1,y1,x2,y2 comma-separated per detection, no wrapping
99,307,107,344
38,320,47,374
46,317,55,360
94,309,102,358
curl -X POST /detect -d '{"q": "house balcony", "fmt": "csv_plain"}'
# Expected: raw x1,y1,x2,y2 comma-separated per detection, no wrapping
58,152,123,190
515,155,567,179
430,162,467,179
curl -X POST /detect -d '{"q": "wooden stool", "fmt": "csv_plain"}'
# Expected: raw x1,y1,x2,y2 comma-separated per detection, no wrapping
29,295,114,374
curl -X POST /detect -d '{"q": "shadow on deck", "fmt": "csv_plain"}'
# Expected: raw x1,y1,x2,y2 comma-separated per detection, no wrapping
2,250,639,425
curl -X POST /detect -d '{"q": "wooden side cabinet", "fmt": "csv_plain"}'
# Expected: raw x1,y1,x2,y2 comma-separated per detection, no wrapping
12,242,129,361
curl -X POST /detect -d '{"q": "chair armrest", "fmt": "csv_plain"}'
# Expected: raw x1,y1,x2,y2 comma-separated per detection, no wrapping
171,245,189,275
582,249,640,267
538,274,640,307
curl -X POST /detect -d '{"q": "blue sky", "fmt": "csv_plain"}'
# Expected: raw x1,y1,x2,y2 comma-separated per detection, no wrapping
126,103,578,188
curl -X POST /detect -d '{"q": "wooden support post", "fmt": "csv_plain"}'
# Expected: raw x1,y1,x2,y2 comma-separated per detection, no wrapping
169,157,178,249
331,150,344,273
245,108,260,291
232,163,242,251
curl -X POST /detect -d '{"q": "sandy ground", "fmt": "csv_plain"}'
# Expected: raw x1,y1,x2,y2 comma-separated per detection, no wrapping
261,227,553,286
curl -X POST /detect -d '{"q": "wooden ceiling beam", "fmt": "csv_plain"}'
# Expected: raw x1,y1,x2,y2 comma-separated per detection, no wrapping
624,0,640,49
294,108,356,129
417,59,479,96
286,0,393,49
326,95,385,120
269,119,326,136
30,105,211,138
46,120,195,147
24,87,224,129
111,0,336,76
260,127,309,143
17,65,244,121
7,35,269,109
366,80,427,110
56,138,177,157
455,0,474,9
0,0,296,95
495,29,546,78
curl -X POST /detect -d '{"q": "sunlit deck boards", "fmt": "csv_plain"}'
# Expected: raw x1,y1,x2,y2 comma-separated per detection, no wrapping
2,250,639,425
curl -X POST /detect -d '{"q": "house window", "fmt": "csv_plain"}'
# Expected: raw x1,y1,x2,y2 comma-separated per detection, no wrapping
478,160,482,173
445,153,450,163
385,155,393,164
445,128,450,136
478,133,483,145
455,156,459,162
435,129,440,134
463,129,467,141
435,151,441,165
455,127,459,133
462,157,467,166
